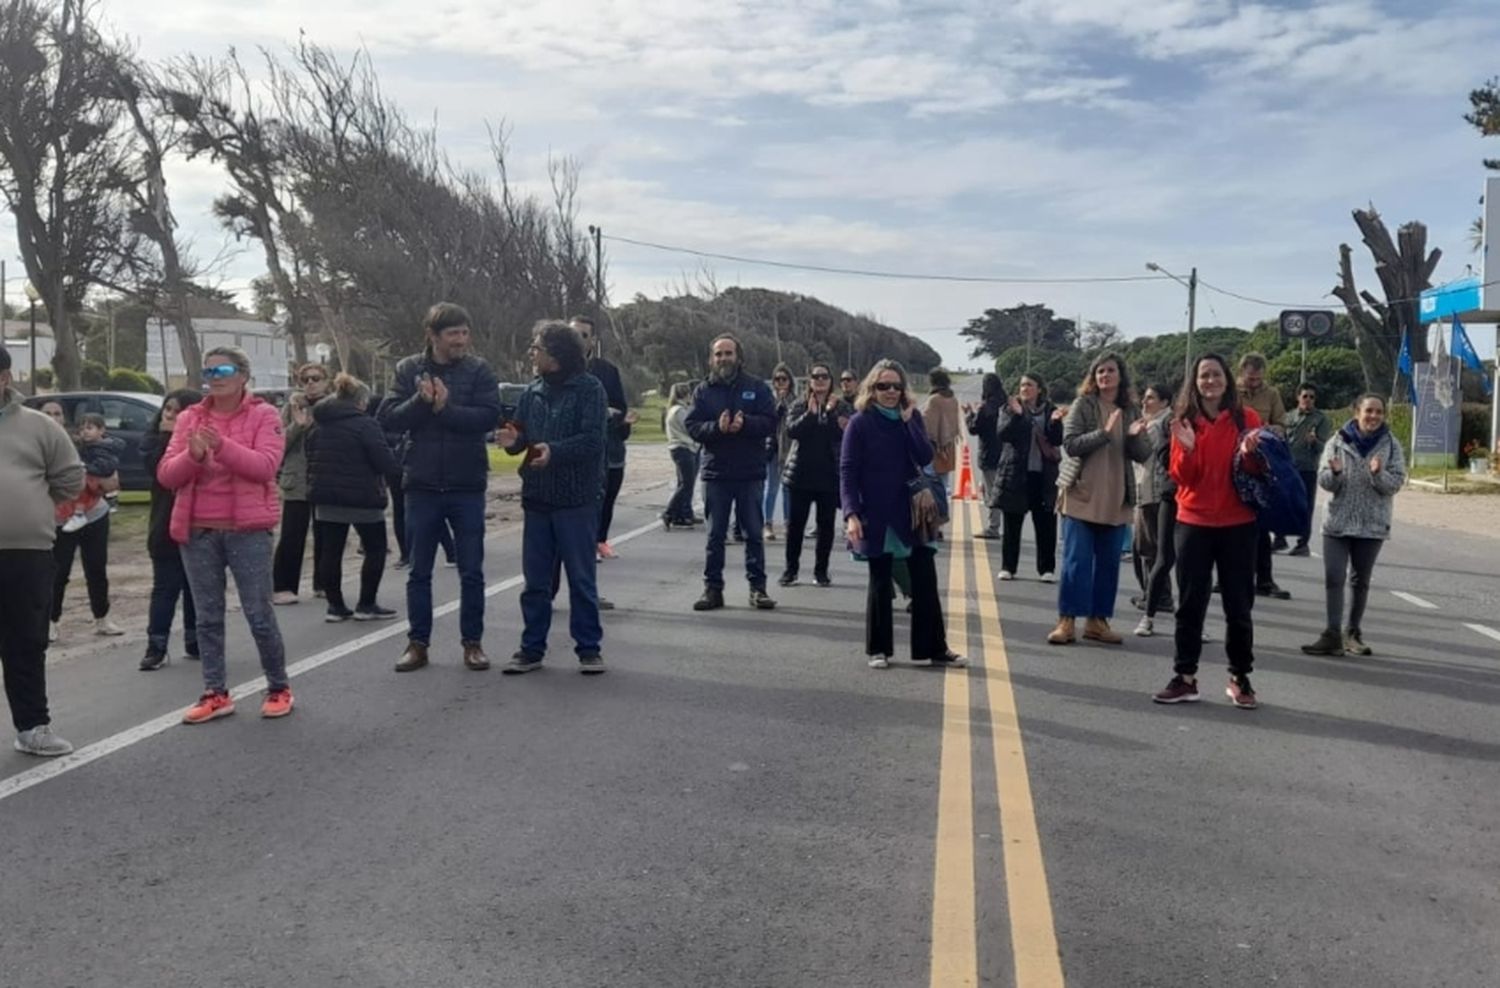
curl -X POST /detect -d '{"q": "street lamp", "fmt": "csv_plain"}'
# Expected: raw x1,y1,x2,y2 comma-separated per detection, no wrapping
23,281,39,393
1146,262,1198,383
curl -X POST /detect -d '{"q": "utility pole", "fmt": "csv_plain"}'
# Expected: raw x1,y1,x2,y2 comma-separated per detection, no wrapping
1185,267,1198,382
587,224,603,351
26,287,38,393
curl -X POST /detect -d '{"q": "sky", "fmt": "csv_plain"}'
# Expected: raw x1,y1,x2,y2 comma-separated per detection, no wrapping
3,0,1499,368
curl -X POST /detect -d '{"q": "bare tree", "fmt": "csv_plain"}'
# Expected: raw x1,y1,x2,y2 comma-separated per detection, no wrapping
1331,207,1441,396
0,0,140,388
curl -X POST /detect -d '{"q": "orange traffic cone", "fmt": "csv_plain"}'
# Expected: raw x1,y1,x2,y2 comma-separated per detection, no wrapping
955,444,976,501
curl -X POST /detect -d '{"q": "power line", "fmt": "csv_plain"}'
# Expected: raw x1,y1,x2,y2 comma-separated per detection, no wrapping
602,233,1161,286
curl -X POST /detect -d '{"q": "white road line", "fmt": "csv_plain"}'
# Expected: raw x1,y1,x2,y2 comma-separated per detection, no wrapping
0,518,661,805
1464,623,1500,644
1390,591,1439,610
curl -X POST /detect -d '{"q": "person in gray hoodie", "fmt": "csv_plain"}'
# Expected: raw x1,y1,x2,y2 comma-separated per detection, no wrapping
0,344,85,756
1300,393,1405,657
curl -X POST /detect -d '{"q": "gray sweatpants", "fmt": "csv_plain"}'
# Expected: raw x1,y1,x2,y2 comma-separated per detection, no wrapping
180,529,288,693
979,468,1002,534
1321,535,1384,635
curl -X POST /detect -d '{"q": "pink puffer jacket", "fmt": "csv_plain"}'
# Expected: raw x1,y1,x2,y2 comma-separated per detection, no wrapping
156,395,286,544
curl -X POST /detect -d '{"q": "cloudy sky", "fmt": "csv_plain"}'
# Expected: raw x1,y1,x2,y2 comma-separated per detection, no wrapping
4,0,1499,366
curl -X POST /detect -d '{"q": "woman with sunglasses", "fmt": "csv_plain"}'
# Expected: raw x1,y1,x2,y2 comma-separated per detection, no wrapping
157,347,293,724
271,363,330,605
840,360,964,670
139,389,203,670
762,363,795,542
779,363,851,587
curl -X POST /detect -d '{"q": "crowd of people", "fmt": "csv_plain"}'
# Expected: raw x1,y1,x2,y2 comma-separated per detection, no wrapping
0,327,1410,757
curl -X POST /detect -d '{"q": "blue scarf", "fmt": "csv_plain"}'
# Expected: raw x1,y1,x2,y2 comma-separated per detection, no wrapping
1339,420,1388,458
876,405,902,421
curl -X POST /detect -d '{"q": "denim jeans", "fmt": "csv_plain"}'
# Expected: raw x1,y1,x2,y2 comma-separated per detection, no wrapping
180,529,287,693
520,504,602,657
704,479,766,591
666,446,697,522
1058,516,1126,619
147,553,197,657
762,474,789,526
405,490,486,644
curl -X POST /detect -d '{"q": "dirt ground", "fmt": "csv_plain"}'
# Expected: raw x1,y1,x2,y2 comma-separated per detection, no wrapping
46,445,1497,664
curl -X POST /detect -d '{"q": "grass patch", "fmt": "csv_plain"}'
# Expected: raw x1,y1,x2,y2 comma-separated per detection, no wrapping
630,393,669,444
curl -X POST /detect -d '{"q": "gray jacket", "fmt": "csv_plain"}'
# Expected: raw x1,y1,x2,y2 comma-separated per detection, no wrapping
1057,394,1152,509
1318,427,1405,539
276,396,322,501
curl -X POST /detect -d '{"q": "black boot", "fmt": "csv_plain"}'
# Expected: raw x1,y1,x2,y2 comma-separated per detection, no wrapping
693,588,725,611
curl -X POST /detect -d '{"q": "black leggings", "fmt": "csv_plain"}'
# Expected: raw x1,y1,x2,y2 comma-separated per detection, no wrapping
866,547,947,661
598,467,625,542
51,515,111,621
1321,535,1383,634
273,500,323,594
1173,521,1257,678
785,488,837,578
1143,497,1177,617
314,519,388,612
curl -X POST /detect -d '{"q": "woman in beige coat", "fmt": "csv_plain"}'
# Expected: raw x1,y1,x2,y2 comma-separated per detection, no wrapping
921,368,962,492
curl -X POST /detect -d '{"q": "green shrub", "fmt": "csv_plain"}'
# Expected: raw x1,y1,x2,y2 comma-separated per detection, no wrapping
80,360,109,389
105,368,164,394
34,367,54,389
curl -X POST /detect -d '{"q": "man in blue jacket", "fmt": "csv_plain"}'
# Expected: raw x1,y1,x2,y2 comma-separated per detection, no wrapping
379,302,501,673
498,321,607,674
685,335,777,612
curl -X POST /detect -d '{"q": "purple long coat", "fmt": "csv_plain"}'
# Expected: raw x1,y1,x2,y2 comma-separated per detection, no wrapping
839,407,934,557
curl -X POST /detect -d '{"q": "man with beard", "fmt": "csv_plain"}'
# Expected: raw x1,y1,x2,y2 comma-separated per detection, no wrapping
499,321,608,674
686,335,778,612
380,303,502,672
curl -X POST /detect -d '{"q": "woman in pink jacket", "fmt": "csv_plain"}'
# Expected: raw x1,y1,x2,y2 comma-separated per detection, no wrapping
157,346,292,724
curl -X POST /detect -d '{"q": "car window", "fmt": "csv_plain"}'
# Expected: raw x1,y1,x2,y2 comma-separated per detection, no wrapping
99,398,153,433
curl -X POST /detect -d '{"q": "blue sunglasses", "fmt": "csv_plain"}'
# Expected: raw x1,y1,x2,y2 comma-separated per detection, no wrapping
201,365,239,380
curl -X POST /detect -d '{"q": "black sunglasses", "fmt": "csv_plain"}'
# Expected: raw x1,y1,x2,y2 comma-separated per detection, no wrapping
840,376,855,383
810,372,830,380
872,381,903,392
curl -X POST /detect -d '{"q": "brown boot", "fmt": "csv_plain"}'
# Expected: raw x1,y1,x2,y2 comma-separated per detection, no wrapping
1083,617,1123,644
395,640,429,672
1046,616,1076,645
462,641,490,671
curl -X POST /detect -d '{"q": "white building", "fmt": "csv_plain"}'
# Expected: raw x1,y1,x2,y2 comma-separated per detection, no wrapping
0,319,55,388
145,317,293,390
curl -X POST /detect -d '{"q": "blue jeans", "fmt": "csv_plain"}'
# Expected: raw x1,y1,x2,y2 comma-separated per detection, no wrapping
705,479,766,591
520,504,601,657
1058,516,1126,619
147,553,197,657
180,529,286,693
762,473,789,526
405,490,486,644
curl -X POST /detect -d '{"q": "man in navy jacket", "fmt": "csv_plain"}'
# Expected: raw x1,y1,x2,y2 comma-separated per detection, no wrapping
379,302,501,673
685,335,777,612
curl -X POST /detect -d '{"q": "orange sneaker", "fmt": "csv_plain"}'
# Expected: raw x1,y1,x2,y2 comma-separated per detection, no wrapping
597,541,617,560
183,690,234,724
260,687,295,719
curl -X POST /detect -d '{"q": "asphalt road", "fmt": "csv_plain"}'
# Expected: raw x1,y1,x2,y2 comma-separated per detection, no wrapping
3,444,1499,987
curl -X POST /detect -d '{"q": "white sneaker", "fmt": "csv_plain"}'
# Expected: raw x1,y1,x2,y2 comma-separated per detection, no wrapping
95,617,124,636
997,570,1015,581
60,512,88,533
1039,572,1057,584
867,655,891,669
272,591,298,606
1134,616,1154,637
49,622,59,643
1201,629,1214,643
15,725,74,757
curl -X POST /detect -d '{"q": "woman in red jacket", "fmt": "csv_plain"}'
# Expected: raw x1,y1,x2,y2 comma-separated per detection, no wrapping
1152,353,1263,710
157,346,291,724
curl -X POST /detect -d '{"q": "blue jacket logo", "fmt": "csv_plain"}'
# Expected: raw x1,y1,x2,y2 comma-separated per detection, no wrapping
741,390,756,400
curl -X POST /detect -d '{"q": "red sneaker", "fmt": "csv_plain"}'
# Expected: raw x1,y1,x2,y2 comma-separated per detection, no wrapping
183,690,235,724
261,687,295,719
1151,676,1200,704
1226,675,1258,710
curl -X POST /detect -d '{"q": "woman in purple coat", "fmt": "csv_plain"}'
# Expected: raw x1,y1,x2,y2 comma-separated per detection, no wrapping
840,360,966,671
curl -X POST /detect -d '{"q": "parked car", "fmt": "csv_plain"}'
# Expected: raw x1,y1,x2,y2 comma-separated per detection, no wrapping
253,387,297,410
23,391,164,491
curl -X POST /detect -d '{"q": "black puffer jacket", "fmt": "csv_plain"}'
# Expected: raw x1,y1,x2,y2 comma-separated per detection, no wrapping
781,396,852,493
988,401,1062,515
966,398,1003,471
142,432,176,560
378,351,501,493
308,399,401,510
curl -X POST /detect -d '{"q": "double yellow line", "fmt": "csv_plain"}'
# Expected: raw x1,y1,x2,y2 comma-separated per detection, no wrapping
929,502,1065,987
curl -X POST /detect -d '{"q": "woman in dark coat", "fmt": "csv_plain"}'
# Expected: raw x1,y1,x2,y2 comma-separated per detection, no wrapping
840,359,965,671
306,374,402,622
989,372,1063,583
140,389,203,671
779,363,852,587
965,372,1006,539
